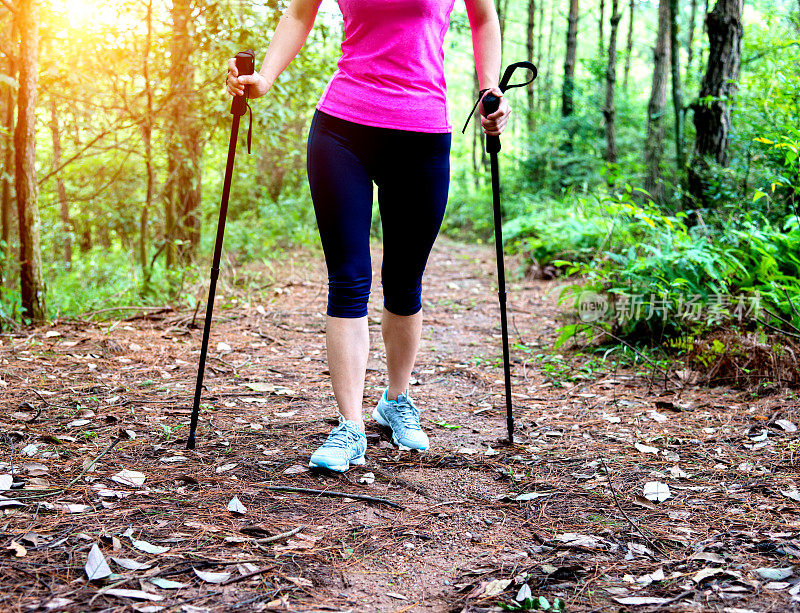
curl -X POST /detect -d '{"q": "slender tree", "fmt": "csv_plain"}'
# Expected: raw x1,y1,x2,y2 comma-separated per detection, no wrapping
604,0,622,167
622,0,635,89
688,0,744,205
15,0,45,321
669,0,686,183
1,19,15,288
644,0,671,202
49,97,70,265
527,0,536,132
166,0,201,264
536,0,545,105
599,0,605,59
541,0,557,113
140,0,155,272
562,0,579,117
686,0,699,77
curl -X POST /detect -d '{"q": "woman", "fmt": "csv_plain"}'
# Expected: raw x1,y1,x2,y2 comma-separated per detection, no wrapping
226,0,510,472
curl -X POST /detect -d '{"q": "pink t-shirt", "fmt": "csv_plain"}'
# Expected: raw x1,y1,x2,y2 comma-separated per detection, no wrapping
316,0,456,133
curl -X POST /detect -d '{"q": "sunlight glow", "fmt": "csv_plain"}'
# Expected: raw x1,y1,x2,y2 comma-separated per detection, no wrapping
64,0,120,30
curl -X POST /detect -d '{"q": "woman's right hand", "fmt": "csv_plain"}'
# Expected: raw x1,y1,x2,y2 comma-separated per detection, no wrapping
226,57,271,99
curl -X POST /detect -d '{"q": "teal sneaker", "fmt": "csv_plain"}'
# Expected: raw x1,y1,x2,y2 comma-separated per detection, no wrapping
372,389,429,450
309,420,367,472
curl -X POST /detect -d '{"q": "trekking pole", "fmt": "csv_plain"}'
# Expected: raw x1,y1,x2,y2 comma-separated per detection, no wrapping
475,61,537,445
187,50,256,450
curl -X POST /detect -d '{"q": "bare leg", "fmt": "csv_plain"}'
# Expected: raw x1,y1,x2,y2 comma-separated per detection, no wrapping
382,307,423,400
326,315,369,431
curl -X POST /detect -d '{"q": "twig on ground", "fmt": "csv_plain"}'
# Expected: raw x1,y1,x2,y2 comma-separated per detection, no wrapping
254,525,304,543
262,485,403,509
599,458,663,555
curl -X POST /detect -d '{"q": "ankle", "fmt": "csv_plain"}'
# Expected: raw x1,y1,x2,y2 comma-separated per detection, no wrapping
386,387,407,402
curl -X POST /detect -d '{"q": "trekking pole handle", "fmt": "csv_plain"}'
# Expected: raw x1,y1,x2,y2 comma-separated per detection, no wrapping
481,93,502,154
480,62,538,155
231,50,255,117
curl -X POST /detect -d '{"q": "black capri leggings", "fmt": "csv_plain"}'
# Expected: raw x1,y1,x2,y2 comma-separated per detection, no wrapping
306,110,451,318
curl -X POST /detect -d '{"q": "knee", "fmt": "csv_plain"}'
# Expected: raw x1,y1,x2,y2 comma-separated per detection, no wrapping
382,276,423,316
327,265,372,318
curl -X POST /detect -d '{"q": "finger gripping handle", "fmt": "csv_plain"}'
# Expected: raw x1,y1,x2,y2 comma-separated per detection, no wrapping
231,50,255,116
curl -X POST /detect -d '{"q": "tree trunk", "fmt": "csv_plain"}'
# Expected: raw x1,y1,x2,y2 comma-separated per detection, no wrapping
541,0,557,113
536,0,545,103
622,0,635,89
669,0,686,183
562,0,579,117
1,20,16,289
686,0,699,77
526,0,536,132
599,0,605,59
141,0,154,273
14,0,45,322
604,0,622,167
49,98,71,266
644,0,671,203
167,0,201,263
495,0,510,60
687,0,743,205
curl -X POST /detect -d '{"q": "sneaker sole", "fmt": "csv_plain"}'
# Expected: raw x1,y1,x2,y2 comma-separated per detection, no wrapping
308,455,366,473
372,406,429,451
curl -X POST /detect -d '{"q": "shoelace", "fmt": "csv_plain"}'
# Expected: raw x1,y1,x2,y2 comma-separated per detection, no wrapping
323,423,362,449
393,395,422,431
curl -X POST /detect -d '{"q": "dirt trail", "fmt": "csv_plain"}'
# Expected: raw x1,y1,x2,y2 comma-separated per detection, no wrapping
1,238,799,612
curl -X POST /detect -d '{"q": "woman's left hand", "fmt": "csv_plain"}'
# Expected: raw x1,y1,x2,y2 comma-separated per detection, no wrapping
479,87,512,136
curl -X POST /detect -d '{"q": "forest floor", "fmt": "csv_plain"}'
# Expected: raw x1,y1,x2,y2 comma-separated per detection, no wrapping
1,237,800,613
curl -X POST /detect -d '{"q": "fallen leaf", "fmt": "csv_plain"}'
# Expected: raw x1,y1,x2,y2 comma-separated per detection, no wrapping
643,481,671,502
85,544,112,580
385,592,408,600
193,568,231,583
755,567,793,581
690,551,725,564
0,474,12,490
216,463,238,473
132,540,170,555
286,576,313,588
668,465,688,479
781,489,800,502
693,567,743,583
111,470,146,488
635,442,659,454
359,472,375,485
637,568,665,586
43,598,73,610
7,540,27,557
515,492,555,501
483,578,512,597
149,578,187,589
614,596,670,605
282,465,308,475
111,557,153,571
216,342,231,353
104,588,163,601
227,496,247,515
516,584,533,602
555,533,607,549
775,419,797,432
